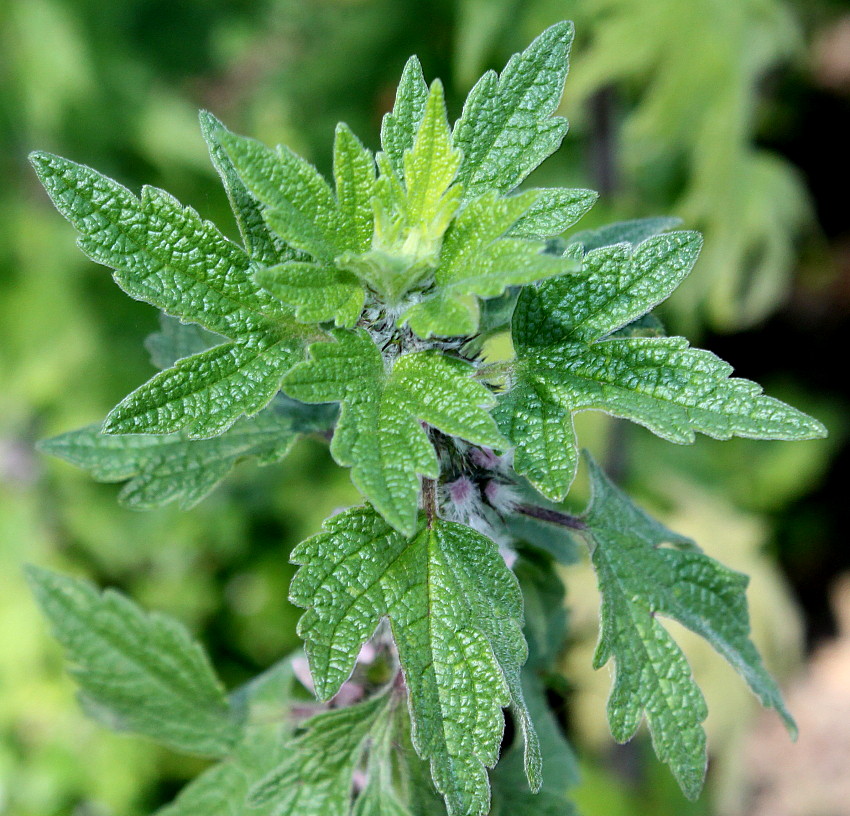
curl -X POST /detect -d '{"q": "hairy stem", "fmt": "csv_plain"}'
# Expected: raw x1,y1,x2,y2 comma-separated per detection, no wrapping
515,503,587,531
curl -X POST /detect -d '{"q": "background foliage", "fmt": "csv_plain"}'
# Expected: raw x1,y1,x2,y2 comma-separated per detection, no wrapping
1,0,848,813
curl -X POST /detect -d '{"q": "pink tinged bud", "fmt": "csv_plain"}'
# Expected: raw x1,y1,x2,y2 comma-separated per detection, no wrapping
484,480,520,514
448,475,474,505
357,642,377,665
470,447,501,469
332,680,365,708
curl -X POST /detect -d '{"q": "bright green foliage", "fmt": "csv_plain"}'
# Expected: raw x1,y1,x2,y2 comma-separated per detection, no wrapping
38,395,335,510
282,329,505,534
582,456,796,799
453,21,573,199
289,506,535,816
400,191,578,338
28,151,312,438
26,566,241,758
497,232,826,499
29,19,827,816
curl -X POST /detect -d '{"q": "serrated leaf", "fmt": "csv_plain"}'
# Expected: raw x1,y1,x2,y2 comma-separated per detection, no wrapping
145,312,222,371
104,336,309,438
39,395,335,510
582,456,796,799
400,191,577,338
344,81,462,303
217,131,346,263
282,330,505,534
508,188,598,240
29,151,312,437
26,566,241,758
498,232,826,499
453,22,574,199
250,692,391,816
156,658,298,816
567,215,682,252
381,56,430,180
255,262,364,328
289,507,534,816
334,122,378,254
200,110,291,266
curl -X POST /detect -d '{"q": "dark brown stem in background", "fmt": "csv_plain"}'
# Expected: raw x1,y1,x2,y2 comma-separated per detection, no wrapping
422,478,438,528
516,503,588,531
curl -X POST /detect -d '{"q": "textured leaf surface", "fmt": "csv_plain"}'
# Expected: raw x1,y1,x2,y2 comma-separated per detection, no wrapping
250,693,391,816
39,395,335,510
401,191,577,338
30,151,311,436
282,330,505,534
453,22,574,199
27,566,240,757
567,216,682,252
200,111,290,266
508,187,597,240
155,658,297,816
289,507,534,816
498,232,826,498
381,56,430,180
582,457,796,799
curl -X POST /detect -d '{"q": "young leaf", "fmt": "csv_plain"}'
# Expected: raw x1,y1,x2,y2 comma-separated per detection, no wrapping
343,81,462,303
289,507,534,816
453,22,574,199
29,152,312,437
400,191,577,338
249,692,391,816
199,110,291,266
497,232,826,499
39,395,336,510
282,330,506,534
381,55,430,180
26,566,241,758
156,658,298,816
334,122,377,255
582,456,796,799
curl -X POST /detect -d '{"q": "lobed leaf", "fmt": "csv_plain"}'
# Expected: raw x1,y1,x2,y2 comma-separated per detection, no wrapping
499,232,826,498
39,395,335,510
27,566,241,758
508,187,598,240
282,330,505,534
453,22,574,199
582,457,796,798
289,507,535,816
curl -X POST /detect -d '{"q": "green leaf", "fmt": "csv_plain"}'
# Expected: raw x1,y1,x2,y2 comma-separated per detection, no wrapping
39,395,335,510
104,336,310,438
199,110,291,266
509,188,598,240
29,151,312,437
453,22,574,199
217,130,345,263
582,456,796,799
334,122,377,255
289,507,534,816
282,330,505,534
26,566,241,758
498,232,826,499
255,262,364,328
344,81,462,303
567,216,682,252
400,191,577,338
155,658,298,816
250,692,391,816
381,55,430,180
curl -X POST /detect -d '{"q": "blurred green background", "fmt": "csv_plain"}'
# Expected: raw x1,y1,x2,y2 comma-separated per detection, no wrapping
1,0,849,814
